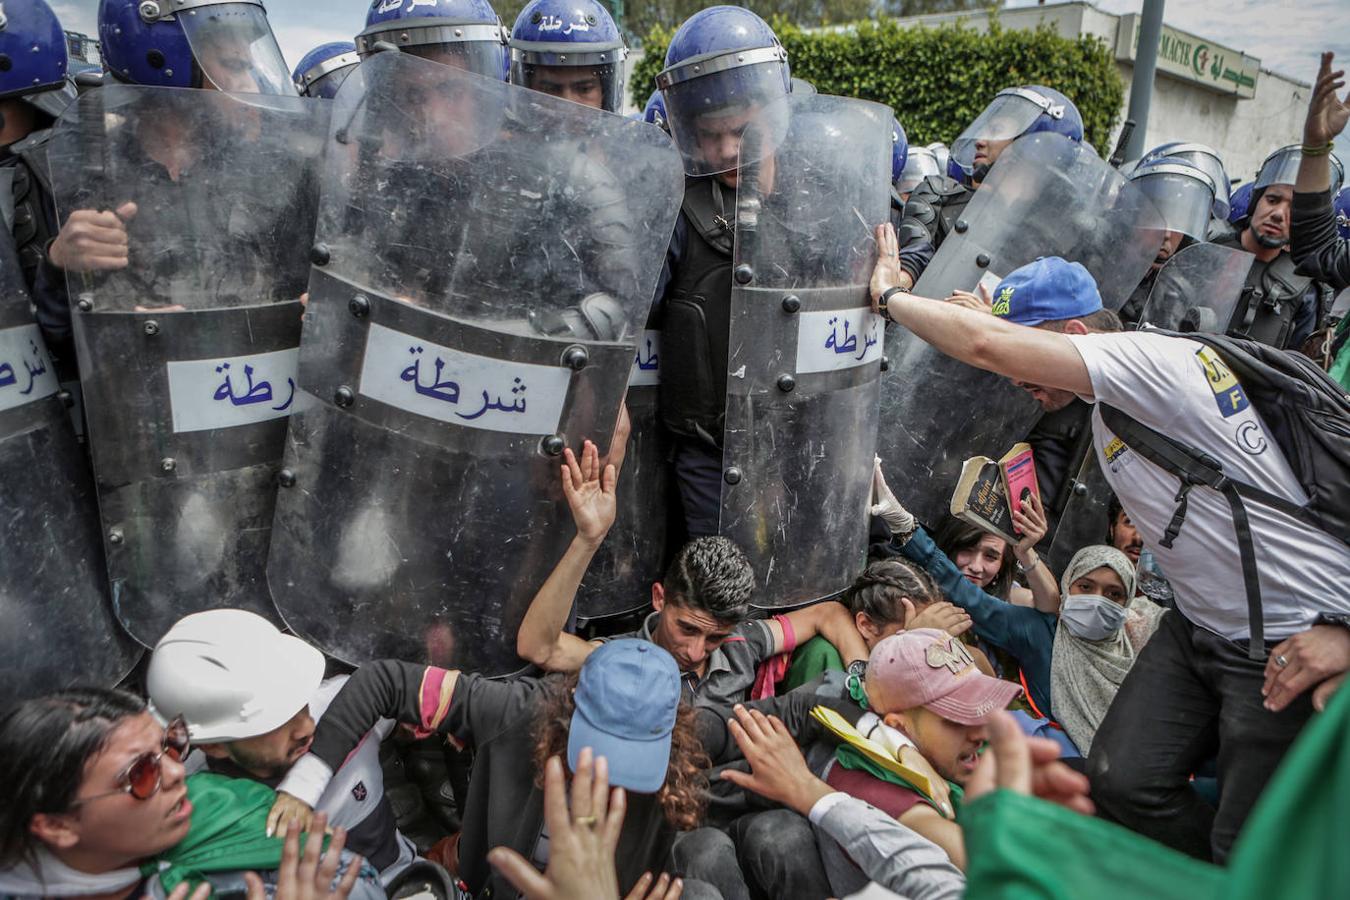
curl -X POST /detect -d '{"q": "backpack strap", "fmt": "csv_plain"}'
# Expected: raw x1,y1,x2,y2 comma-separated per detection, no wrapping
1098,404,1284,660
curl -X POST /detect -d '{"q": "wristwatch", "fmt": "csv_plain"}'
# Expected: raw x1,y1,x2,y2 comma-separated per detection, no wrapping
878,284,908,323
1017,551,1040,573
1315,613,1350,630
846,659,868,681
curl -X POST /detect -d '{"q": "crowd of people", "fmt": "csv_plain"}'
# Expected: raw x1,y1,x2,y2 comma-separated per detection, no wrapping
2,0,1350,898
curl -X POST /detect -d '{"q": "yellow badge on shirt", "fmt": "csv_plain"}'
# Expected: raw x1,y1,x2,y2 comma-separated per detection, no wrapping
1195,347,1249,418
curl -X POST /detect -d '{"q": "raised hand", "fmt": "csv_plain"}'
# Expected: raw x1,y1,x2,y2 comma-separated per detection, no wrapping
561,440,618,548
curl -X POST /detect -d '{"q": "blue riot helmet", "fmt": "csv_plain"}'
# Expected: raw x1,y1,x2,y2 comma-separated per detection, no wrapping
890,118,909,182
1335,186,1350,240
889,117,909,205
356,0,507,79
0,0,77,120
99,0,295,94
1253,144,1345,195
509,0,626,113
1140,142,1230,218
642,88,668,132
1127,156,1218,243
950,85,1082,182
293,41,359,99
656,5,790,177
896,146,940,198
1227,181,1253,225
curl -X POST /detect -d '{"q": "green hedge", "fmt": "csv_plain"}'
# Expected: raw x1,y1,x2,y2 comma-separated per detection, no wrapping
630,16,1124,153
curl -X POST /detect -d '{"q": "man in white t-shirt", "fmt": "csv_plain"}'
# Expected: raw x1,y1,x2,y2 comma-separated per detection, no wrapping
867,229,1350,862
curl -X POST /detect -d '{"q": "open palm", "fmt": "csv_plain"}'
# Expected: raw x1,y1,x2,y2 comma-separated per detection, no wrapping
1306,53,1349,144
562,440,618,545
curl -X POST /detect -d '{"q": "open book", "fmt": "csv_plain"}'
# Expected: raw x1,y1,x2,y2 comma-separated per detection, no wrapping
949,442,1041,542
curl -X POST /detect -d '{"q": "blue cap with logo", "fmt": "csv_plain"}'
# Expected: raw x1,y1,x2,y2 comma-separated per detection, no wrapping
990,256,1102,326
568,639,681,794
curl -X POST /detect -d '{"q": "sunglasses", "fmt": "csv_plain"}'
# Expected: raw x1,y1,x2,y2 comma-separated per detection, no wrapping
71,715,191,806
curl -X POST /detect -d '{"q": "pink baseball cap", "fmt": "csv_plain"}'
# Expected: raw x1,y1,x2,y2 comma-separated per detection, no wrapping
865,629,1022,726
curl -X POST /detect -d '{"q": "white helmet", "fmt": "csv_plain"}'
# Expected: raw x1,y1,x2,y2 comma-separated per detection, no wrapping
147,609,325,743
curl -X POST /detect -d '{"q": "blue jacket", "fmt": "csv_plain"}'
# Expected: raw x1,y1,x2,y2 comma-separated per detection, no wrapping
895,527,1058,718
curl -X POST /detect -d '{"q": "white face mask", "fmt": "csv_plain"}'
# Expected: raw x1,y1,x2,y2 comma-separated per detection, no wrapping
1060,594,1128,642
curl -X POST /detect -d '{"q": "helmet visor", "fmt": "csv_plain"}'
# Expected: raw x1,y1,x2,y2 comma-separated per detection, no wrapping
1131,165,1216,241
951,90,1051,176
659,53,789,176
1147,145,1230,218
896,147,940,195
24,79,80,119
510,49,624,113
1254,145,1344,195
304,64,356,100
179,3,295,96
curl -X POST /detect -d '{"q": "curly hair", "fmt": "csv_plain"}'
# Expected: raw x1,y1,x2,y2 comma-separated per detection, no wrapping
843,558,939,627
662,536,756,624
531,674,709,832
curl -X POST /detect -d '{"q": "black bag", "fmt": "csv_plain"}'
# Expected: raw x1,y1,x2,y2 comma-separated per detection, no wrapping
1099,330,1350,659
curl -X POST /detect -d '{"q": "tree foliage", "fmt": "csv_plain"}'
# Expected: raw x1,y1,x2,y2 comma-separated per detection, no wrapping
630,16,1125,152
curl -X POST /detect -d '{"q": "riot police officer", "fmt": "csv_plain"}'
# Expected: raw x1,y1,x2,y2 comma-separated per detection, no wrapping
899,85,1083,250
895,145,940,204
651,5,792,538
356,0,508,76
293,41,360,99
1118,148,1228,325
49,0,300,289
1,0,80,370
1215,144,1345,348
508,0,626,113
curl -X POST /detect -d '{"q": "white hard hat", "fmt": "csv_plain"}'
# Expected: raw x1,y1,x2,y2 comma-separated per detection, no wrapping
146,609,325,743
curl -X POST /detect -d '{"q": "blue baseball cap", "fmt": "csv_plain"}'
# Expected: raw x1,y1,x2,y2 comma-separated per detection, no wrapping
989,256,1102,326
568,639,681,794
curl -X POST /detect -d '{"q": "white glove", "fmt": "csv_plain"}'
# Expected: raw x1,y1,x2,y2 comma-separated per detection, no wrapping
870,457,916,535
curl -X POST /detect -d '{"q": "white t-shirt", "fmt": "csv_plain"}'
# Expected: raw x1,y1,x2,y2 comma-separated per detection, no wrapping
1069,331,1350,641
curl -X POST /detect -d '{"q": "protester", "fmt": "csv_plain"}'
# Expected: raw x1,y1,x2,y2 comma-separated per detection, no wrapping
147,610,417,884
0,688,379,899
1106,494,1143,565
267,640,709,899
931,513,1059,612
1048,546,1166,755
488,751,683,900
777,558,973,692
871,460,1059,719
868,234,1350,861
1291,52,1350,388
517,440,870,704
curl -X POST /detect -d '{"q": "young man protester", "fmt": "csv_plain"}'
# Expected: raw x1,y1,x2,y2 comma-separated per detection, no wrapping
866,230,1350,861
517,440,870,705
146,610,418,885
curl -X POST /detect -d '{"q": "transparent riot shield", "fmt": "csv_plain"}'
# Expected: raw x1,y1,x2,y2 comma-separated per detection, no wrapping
1139,242,1254,332
47,87,329,646
877,133,1165,528
577,328,672,621
719,95,892,607
267,52,683,672
1045,450,1112,573
0,231,140,704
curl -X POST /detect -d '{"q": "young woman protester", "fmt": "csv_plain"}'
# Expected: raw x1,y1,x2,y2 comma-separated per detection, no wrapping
0,688,376,899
